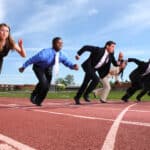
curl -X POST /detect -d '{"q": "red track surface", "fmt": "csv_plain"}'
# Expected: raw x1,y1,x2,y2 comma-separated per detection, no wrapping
0,98,150,150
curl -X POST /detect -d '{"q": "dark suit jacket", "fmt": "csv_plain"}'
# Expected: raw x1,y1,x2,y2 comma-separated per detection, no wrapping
77,45,118,78
128,58,149,81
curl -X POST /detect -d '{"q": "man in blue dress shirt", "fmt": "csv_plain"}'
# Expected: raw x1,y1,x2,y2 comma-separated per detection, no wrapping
19,37,79,106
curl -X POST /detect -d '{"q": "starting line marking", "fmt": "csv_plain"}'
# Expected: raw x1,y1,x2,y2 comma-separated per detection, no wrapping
101,103,137,150
0,134,36,150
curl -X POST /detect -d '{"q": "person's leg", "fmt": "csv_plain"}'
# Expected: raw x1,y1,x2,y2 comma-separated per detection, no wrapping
30,65,41,104
33,65,50,106
45,66,53,83
83,72,99,100
38,67,52,104
136,90,147,102
93,77,109,97
122,82,140,102
93,87,102,97
30,83,40,102
74,72,91,104
142,76,150,96
99,77,111,102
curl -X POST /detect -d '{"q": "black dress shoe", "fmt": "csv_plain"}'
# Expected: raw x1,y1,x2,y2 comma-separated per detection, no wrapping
121,98,128,103
74,97,81,105
121,95,129,102
83,95,91,102
30,95,37,104
136,96,141,102
36,103,42,106
100,99,107,103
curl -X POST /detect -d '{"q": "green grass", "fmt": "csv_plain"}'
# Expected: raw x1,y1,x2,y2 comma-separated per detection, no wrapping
0,90,149,101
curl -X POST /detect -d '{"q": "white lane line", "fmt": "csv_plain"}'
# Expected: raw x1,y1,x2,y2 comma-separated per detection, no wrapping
33,109,114,122
0,144,16,150
1,103,150,128
122,120,150,127
1,103,150,127
101,103,137,150
0,104,39,110
129,109,150,113
0,134,36,150
1,103,150,113
32,109,150,128
47,102,72,105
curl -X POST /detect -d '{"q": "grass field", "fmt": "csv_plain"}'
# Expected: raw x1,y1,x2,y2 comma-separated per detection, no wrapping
0,90,149,101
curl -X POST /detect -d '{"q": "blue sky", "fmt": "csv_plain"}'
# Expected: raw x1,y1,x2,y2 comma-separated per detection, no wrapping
0,0,150,85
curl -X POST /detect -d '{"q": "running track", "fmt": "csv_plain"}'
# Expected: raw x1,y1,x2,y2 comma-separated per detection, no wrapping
0,98,150,150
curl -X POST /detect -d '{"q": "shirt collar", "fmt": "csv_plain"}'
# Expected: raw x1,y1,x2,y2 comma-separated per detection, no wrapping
52,48,61,54
105,49,109,55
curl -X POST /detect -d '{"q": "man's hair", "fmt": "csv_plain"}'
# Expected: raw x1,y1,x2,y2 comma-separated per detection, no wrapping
104,41,116,48
52,37,62,46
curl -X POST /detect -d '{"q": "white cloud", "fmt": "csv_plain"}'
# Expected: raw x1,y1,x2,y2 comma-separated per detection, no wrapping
13,0,91,37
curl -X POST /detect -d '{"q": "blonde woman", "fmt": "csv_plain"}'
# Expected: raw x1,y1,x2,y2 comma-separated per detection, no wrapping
0,23,26,73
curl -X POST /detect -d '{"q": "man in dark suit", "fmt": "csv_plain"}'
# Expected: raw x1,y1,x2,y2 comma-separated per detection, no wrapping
136,69,150,101
136,73,150,102
74,41,118,105
122,58,150,102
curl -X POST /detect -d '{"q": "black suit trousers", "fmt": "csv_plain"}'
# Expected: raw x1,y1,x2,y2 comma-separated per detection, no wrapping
32,65,52,105
75,67,99,99
122,80,142,100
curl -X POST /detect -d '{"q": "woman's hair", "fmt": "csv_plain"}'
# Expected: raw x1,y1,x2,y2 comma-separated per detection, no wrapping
0,23,15,50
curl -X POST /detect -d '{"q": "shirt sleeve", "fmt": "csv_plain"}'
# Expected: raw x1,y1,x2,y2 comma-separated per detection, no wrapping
60,52,74,69
111,53,118,67
22,49,45,68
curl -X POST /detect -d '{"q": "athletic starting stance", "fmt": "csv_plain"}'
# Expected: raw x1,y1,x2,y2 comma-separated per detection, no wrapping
19,37,78,106
122,58,150,102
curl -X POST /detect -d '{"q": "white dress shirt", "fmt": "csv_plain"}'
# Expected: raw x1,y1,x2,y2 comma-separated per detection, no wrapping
53,52,60,76
95,50,109,69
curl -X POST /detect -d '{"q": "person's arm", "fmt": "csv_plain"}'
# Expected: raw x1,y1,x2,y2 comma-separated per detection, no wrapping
111,54,119,66
61,53,79,70
13,39,26,57
75,45,98,60
19,50,45,73
128,58,145,66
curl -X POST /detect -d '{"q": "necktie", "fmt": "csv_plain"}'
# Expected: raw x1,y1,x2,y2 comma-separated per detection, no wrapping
53,52,60,76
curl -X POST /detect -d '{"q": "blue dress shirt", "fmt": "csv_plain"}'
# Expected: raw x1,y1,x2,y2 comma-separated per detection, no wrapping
22,48,74,70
